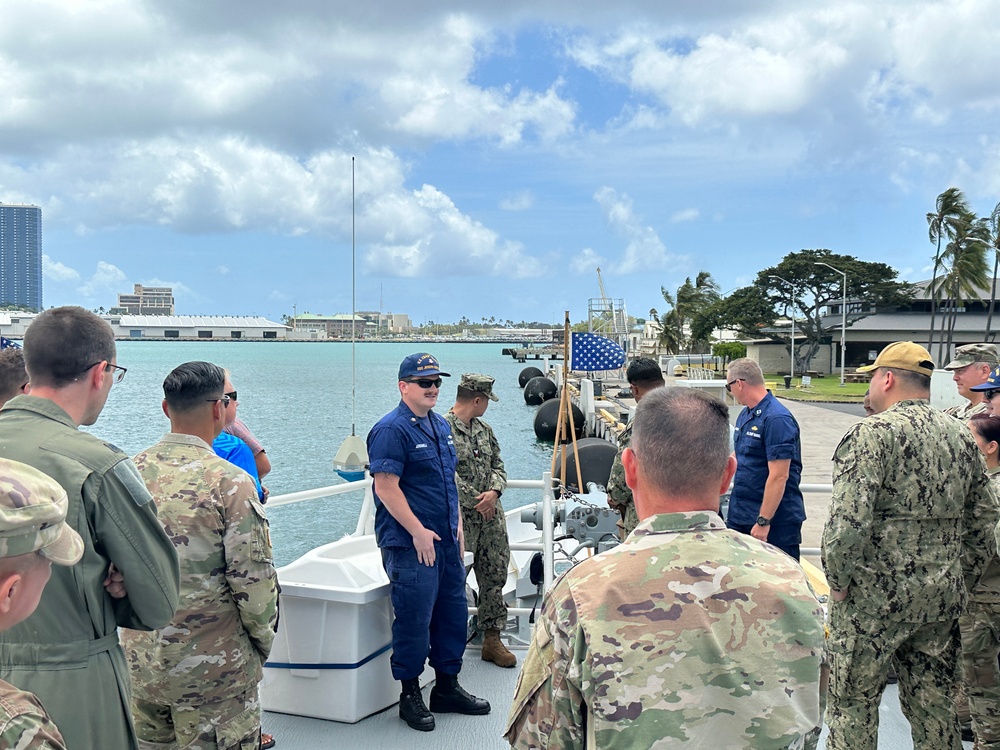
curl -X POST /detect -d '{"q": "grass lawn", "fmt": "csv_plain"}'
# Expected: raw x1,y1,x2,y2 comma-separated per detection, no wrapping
763,374,869,402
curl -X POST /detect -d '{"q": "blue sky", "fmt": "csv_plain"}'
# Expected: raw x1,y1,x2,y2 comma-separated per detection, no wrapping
3,1,1000,325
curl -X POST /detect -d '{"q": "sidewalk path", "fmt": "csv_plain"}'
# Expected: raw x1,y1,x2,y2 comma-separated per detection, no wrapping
751,397,862,562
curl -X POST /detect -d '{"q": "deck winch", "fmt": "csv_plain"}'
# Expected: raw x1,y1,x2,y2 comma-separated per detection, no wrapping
520,486,620,556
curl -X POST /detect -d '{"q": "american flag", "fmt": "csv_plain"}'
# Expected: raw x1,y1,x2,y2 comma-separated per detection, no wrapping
570,332,625,371
0,337,20,350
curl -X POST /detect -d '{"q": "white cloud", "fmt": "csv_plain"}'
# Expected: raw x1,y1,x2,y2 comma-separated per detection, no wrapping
670,208,699,223
500,190,534,211
571,247,605,274
594,186,678,273
217,265,230,275
268,289,289,301
365,184,543,279
43,255,80,282
77,261,127,298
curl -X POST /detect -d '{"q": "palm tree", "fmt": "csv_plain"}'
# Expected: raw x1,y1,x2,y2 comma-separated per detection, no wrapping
931,212,990,354
984,202,1000,337
658,272,721,354
927,188,971,362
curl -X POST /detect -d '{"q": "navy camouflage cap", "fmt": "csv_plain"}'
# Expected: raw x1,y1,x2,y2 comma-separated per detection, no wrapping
0,458,83,565
945,343,1000,370
398,353,450,380
970,366,1000,392
460,373,499,402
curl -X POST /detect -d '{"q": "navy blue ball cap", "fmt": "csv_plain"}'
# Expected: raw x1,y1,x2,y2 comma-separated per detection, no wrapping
971,365,1000,391
398,353,450,380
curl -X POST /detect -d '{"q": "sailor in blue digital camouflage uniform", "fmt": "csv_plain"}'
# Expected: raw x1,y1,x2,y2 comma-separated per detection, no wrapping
367,353,490,732
725,357,805,560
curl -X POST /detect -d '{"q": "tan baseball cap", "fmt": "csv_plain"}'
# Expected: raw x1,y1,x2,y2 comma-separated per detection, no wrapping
857,341,935,377
0,458,84,566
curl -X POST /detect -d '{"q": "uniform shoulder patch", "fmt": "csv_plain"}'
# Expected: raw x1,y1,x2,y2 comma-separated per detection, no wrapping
112,457,154,506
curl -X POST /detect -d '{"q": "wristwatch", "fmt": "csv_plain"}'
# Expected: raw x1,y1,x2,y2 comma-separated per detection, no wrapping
755,515,771,527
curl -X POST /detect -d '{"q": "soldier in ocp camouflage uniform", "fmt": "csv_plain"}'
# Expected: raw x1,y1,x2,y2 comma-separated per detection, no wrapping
445,373,514,668
0,458,84,750
605,358,664,538
822,342,999,750
121,362,279,750
506,388,825,750
943,343,999,420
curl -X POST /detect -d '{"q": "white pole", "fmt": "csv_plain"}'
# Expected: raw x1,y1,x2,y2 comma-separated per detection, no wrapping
815,262,848,387
840,274,847,387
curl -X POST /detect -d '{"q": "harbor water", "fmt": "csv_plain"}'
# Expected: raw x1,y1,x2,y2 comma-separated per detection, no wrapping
89,341,558,566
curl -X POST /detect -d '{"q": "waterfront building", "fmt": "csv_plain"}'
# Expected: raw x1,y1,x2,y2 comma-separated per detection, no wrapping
117,284,175,315
111,315,287,340
292,313,376,338
0,202,43,311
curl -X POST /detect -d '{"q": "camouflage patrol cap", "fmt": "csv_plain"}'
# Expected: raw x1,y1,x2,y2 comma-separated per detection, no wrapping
0,458,83,565
857,341,935,377
945,343,1000,370
460,373,499,402
971,366,1000,392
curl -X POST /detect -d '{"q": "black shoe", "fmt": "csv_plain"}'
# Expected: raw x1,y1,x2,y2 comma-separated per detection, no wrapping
886,665,898,685
429,673,491,715
399,679,435,731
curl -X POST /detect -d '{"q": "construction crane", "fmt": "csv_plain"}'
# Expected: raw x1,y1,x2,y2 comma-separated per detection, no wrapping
589,267,629,343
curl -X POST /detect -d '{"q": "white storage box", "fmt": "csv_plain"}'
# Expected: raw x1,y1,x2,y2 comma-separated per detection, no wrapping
260,535,430,723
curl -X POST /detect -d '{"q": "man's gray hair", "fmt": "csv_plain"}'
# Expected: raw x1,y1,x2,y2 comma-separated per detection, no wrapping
632,388,731,498
727,357,765,387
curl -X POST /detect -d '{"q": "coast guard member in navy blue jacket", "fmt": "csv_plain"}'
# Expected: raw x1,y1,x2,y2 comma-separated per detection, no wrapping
725,357,806,560
367,353,491,732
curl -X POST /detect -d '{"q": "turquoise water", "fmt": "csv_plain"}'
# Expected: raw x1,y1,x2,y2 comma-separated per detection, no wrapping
91,341,555,566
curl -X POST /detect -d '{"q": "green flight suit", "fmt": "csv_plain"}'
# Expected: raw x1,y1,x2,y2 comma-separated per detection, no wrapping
0,395,181,750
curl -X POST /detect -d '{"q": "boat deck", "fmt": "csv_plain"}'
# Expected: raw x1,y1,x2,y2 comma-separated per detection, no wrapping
262,642,971,749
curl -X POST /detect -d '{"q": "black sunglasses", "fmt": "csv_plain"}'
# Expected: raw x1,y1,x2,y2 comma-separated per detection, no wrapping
725,378,744,393
985,389,1000,400
408,378,442,389
225,390,238,402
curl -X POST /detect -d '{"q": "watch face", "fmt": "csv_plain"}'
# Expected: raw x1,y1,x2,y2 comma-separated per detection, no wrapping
756,515,771,526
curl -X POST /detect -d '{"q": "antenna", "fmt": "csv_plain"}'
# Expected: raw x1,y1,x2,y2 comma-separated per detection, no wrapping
333,156,369,480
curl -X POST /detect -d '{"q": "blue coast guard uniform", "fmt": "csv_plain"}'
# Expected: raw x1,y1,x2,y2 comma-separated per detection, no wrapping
728,390,806,559
368,398,466,681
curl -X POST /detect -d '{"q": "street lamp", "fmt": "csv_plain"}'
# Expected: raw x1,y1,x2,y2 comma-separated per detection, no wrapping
816,262,847,387
769,275,796,383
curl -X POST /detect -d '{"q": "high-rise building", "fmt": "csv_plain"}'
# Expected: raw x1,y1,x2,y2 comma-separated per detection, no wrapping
116,284,175,315
0,203,43,311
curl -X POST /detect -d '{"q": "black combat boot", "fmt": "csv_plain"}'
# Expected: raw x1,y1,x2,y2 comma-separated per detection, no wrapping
399,678,435,731
429,672,491,715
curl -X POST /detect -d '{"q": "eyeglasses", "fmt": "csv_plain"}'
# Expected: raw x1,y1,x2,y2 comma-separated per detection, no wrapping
224,390,237,402
407,378,442,389
985,389,1000,400
725,378,744,393
205,396,231,407
81,361,127,384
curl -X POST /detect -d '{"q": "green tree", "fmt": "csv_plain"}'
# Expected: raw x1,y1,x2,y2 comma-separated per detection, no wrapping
984,202,1000,336
930,212,990,354
658,271,721,354
712,341,747,362
927,188,972,362
704,249,912,372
